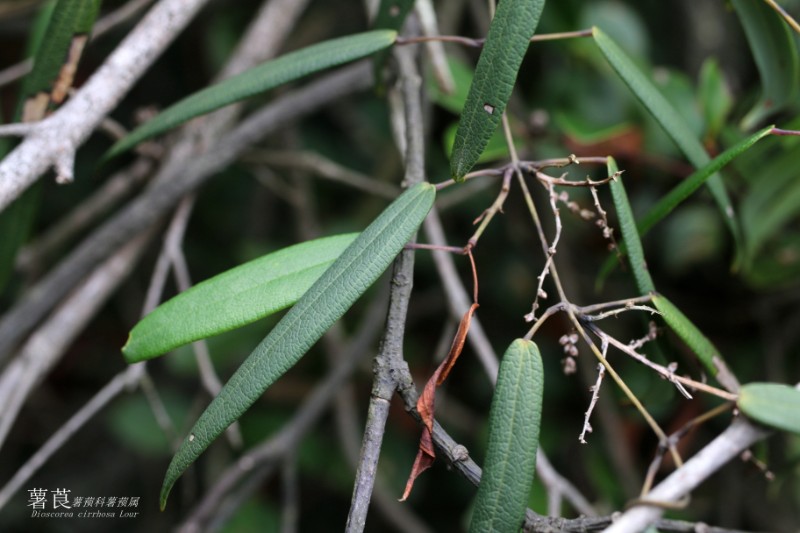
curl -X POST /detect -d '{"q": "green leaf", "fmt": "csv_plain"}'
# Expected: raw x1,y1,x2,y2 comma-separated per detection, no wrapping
652,293,737,391
592,27,742,266
739,383,800,434
122,233,359,363
106,30,397,160
469,339,543,533
638,125,774,237
158,183,435,509
450,0,546,182
18,0,101,105
427,55,475,114
697,58,733,139
443,122,511,165
732,0,800,129
596,126,774,289
608,157,655,294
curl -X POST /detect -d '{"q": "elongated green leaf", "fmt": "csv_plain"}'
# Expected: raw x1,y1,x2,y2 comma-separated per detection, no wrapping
592,27,742,266
18,0,101,106
469,339,543,533
739,383,800,434
106,30,397,160
450,0,545,181
158,183,435,509
596,126,774,289
638,126,774,237
652,293,738,392
697,58,733,139
123,234,359,362
732,0,800,129
608,157,655,294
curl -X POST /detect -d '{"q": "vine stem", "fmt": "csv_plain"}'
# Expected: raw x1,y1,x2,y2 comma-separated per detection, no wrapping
395,28,593,47
498,110,681,471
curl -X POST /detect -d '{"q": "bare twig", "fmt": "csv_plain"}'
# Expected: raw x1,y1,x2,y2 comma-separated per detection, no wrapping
0,365,145,511
17,157,154,272
423,209,500,381
0,62,374,363
0,234,151,508
245,150,399,199
605,418,771,533
580,362,606,444
0,0,211,206
345,42,425,533
0,233,151,454
415,0,455,94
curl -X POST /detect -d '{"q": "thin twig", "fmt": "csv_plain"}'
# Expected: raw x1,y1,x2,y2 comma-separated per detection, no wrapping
17,157,154,272
762,0,800,34
245,150,399,199
0,233,151,454
580,362,606,444
605,418,771,532
396,28,593,48
591,325,738,402
345,42,425,533
0,365,144,511
0,62,374,363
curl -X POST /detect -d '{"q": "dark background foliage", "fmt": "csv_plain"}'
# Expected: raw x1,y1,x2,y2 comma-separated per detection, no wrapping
0,0,799,531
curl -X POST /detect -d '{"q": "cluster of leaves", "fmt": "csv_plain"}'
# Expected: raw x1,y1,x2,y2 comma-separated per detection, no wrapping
2,0,800,531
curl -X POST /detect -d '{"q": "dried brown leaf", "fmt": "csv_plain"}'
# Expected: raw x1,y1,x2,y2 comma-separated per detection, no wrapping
400,303,478,501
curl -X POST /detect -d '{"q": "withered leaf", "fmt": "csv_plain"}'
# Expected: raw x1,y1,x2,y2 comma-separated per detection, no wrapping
401,302,478,501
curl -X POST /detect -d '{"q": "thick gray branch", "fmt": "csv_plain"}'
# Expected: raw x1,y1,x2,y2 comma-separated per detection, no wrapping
0,0,210,206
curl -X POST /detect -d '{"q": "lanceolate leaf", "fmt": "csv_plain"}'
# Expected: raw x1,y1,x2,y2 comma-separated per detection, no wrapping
652,293,739,392
106,30,398,160
738,382,800,434
596,126,774,289
469,339,543,533
158,183,435,509
18,0,101,113
608,157,655,294
450,0,545,182
732,0,800,129
637,126,774,237
122,234,359,362
592,27,742,265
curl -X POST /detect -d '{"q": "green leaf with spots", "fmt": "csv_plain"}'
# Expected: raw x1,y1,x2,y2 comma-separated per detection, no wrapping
469,339,543,533
450,0,546,181
739,383,800,434
608,157,655,294
158,183,435,509
592,27,742,267
122,233,358,362
106,30,397,160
